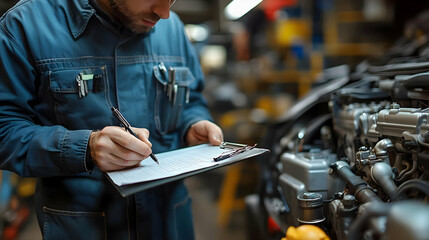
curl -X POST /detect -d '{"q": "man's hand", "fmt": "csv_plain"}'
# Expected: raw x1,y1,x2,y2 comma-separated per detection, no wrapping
186,120,223,146
89,126,153,172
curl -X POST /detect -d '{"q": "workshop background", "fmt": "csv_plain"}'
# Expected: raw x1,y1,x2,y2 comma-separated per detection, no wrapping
0,0,428,239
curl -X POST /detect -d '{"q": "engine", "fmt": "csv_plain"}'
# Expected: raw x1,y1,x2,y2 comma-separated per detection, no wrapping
253,31,429,240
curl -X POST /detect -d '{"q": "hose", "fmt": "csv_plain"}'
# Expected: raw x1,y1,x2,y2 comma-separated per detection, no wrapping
347,203,390,240
395,158,418,183
331,161,382,203
391,179,429,201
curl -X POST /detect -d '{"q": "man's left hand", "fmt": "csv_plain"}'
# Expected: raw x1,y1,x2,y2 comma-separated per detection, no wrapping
185,120,223,146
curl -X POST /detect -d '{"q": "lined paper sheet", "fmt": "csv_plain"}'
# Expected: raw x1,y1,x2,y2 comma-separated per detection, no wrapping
106,144,268,186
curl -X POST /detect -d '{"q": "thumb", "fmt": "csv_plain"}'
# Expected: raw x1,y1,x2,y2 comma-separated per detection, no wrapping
207,125,223,146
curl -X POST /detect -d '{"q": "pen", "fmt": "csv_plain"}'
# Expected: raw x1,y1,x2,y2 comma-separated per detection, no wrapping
111,107,159,165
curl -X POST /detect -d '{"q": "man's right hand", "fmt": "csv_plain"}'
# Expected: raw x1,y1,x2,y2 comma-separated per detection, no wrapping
89,126,153,172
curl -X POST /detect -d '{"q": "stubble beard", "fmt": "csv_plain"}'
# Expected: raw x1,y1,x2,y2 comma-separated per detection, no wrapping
109,0,153,33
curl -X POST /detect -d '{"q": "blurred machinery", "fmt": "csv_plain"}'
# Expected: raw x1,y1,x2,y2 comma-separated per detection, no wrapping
247,9,429,240
0,171,34,240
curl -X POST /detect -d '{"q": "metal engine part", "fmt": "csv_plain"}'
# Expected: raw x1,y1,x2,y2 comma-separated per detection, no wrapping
254,61,429,240
278,150,345,227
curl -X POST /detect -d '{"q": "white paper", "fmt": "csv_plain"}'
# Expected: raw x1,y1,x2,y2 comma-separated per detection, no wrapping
106,144,268,186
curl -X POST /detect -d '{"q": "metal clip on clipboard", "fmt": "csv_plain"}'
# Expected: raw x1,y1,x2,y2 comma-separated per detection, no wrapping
214,142,257,162
219,142,248,149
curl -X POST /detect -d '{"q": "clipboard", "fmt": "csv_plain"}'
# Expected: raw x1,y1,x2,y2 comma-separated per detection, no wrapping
105,143,269,197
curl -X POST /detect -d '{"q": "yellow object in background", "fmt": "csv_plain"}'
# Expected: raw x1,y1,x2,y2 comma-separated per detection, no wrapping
282,225,330,240
17,178,36,198
275,19,310,47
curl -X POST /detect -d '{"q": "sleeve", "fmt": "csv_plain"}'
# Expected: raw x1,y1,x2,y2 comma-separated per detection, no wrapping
0,24,91,177
169,14,215,143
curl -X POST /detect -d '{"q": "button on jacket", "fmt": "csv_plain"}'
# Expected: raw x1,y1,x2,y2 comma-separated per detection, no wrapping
0,0,213,239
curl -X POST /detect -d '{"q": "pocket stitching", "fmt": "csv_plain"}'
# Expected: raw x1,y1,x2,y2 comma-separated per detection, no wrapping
153,66,195,134
43,206,105,217
42,206,107,239
153,66,195,86
172,195,192,240
48,67,106,93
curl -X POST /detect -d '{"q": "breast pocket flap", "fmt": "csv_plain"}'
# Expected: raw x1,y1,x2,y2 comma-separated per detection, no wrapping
49,69,103,93
153,66,195,87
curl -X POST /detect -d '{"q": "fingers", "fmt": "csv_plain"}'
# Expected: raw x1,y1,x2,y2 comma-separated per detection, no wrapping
96,159,141,172
111,127,153,156
131,127,152,148
94,149,142,172
185,120,224,146
207,123,224,146
209,131,223,146
109,140,149,162
89,126,153,172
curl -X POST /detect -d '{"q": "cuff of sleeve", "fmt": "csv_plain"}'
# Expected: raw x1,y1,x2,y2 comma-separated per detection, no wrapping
84,136,95,172
59,130,93,174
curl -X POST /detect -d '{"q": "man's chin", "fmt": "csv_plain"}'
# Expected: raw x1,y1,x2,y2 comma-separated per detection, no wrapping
127,24,152,33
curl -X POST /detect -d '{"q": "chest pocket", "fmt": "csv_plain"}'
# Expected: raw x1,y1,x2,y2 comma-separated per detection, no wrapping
48,67,110,130
153,65,195,134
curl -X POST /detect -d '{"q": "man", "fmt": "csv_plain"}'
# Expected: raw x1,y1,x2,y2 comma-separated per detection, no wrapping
0,0,223,239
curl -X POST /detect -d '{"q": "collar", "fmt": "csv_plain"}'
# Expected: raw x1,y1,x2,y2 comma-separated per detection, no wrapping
66,0,96,39
66,0,157,39
89,0,124,36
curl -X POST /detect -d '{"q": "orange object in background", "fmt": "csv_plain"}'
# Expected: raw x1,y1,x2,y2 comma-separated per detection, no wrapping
282,225,330,240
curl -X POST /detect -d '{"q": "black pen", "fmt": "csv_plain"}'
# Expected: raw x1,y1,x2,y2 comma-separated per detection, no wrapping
111,107,159,165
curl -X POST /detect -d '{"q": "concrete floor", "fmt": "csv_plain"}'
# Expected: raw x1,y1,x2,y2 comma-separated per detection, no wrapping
15,168,249,240
186,169,248,240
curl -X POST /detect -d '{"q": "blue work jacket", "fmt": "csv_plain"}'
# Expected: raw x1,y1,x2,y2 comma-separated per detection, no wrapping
0,0,213,239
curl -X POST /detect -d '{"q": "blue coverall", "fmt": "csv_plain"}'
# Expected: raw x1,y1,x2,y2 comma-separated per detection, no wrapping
0,0,213,239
